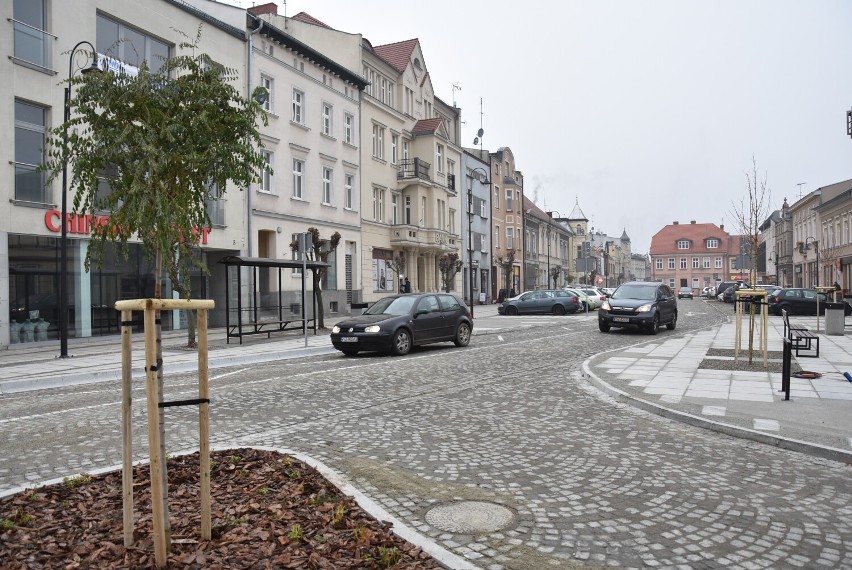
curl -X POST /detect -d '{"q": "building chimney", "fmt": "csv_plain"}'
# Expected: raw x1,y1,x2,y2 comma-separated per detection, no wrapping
690,220,696,224
248,2,278,16
673,221,679,225
720,224,724,230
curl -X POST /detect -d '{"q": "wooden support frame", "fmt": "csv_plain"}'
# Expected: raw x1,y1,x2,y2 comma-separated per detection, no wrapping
115,298,215,568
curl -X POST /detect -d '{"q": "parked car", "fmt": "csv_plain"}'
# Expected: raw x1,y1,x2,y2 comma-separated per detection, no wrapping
580,287,607,308
700,286,716,298
330,293,472,356
766,288,852,316
599,281,678,334
716,281,749,302
601,288,616,297
677,287,694,299
564,288,593,311
498,289,582,315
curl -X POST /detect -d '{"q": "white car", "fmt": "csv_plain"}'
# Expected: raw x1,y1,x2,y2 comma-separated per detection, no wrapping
580,287,608,309
564,288,593,311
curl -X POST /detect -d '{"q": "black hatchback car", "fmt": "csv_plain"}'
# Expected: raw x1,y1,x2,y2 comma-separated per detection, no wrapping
331,293,473,356
598,281,678,334
767,288,852,316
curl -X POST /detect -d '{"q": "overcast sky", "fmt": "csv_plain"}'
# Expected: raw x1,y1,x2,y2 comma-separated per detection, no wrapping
229,0,852,253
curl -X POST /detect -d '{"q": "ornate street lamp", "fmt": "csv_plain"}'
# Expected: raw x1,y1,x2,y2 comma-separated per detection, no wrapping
59,41,100,358
547,210,564,288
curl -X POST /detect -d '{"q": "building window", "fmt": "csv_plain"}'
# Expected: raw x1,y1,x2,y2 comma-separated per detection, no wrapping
404,87,415,115
507,227,514,250
449,209,455,234
259,150,273,193
292,158,304,199
495,225,500,249
391,193,399,224
344,113,354,144
692,257,699,269
669,278,676,289
321,102,333,136
344,174,354,210
391,134,398,164
260,75,273,113
402,140,410,161
97,14,170,74
436,144,444,173
12,0,51,69
372,124,384,159
404,196,411,224
715,256,722,269
655,258,663,270
668,258,675,270
703,256,710,268
706,239,719,248
292,89,304,124
437,199,446,230
322,166,332,204
421,196,427,226
14,100,48,203
494,187,500,209
480,199,487,218
372,187,384,222
506,189,513,211
680,258,687,269
677,240,690,249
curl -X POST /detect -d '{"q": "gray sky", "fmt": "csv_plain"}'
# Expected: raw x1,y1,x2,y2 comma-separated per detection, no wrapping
232,0,852,253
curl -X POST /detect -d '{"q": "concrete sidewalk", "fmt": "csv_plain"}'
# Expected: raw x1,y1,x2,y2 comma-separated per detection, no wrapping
585,314,852,463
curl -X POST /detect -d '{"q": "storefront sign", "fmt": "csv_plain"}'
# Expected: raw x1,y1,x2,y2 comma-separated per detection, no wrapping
44,209,210,245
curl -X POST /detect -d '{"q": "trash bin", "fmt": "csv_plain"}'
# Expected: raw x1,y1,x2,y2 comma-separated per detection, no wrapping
824,302,845,336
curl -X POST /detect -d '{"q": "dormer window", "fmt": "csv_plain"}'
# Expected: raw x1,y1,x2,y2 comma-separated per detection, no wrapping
677,240,690,249
706,239,719,248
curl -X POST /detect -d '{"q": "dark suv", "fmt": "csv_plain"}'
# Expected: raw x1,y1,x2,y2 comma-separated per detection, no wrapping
598,281,678,335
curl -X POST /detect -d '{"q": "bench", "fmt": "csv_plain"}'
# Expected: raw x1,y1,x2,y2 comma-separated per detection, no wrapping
782,308,819,358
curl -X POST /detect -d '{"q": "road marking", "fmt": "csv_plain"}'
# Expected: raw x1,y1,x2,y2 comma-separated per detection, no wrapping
497,335,505,342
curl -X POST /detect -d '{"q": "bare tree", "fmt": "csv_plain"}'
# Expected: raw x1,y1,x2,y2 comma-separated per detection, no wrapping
496,249,517,296
438,253,462,293
729,156,772,364
387,252,406,291
549,265,563,289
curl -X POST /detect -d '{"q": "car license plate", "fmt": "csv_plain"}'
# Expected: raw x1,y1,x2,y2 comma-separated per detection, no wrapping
340,336,358,343
613,317,630,323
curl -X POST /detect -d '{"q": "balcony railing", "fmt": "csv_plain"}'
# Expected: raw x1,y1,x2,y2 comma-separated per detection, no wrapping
397,158,431,181
9,18,55,70
14,161,49,203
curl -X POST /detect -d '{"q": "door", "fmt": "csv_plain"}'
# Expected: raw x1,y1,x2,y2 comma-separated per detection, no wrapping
437,294,463,339
412,295,443,342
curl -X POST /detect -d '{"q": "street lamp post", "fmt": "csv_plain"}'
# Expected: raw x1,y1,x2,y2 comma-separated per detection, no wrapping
59,41,100,358
467,167,491,317
546,210,564,288
804,236,819,288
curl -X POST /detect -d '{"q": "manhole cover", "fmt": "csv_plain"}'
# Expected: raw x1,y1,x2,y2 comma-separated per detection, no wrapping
425,501,514,533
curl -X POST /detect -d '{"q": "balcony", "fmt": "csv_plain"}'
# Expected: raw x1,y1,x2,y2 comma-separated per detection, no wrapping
397,158,431,181
391,225,457,252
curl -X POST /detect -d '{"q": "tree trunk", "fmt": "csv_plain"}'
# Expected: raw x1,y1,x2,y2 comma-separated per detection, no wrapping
313,271,325,329
153,250,171,549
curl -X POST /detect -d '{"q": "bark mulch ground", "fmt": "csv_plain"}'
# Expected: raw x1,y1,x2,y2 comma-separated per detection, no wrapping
0,448,442,569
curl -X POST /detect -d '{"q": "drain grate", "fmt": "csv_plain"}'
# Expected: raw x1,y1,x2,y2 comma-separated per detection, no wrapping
425,501,514,533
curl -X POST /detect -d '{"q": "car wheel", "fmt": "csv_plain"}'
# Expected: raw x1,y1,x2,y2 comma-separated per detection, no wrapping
505,305,519,316
648,314,660,335
340,348,359,356
453,322,472,347
390,328,411,355
581,302,588,311
599,321,610,332
551,304,566,315
778,303,792,316
666,312,677,330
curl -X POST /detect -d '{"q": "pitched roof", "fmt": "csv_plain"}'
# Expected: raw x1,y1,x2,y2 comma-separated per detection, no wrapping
411,117,442,136
567,197,587,221
649,222,729,255
372,39,419,73
291,11,333,28
620,229,631,242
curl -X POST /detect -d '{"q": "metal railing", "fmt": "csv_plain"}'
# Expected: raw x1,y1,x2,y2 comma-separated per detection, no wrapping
9,18,55,70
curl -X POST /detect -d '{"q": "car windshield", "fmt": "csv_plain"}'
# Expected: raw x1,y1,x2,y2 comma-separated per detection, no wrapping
364,296,417,315
612,285,657,301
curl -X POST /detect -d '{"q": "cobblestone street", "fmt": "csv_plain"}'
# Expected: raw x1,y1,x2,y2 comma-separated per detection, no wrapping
1,306,851,569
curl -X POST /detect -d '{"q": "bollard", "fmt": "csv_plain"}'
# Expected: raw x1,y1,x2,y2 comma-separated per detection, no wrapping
781,337,791,401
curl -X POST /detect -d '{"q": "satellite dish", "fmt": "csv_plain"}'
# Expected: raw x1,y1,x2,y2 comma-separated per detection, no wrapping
477,128,484,138
473,137,479,145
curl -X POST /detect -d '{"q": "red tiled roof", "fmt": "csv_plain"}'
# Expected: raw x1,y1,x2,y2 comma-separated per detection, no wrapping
372,39,419,73
649,222,729,255
411,117,442,136
291,12,332,28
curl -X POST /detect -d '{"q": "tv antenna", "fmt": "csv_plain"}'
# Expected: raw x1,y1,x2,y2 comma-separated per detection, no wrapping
797,182,807,198
472,98,484,149
452,82,461,107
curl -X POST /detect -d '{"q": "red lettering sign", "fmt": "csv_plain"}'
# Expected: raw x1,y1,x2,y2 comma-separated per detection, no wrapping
44,209,210,244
